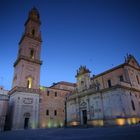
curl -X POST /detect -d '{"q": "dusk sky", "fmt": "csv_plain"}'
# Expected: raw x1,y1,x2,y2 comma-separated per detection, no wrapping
0,0,140,90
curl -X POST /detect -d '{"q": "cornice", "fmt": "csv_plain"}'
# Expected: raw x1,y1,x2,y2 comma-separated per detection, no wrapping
9,86,41,96
18,33,42,45
14,55,42,67
67,84,140,101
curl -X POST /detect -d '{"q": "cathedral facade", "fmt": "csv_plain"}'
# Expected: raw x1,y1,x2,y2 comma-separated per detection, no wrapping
0,8,140,131
67,55,140,126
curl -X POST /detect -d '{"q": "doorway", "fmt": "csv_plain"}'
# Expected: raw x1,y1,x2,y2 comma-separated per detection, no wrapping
24,118,29,129
82,110,87,125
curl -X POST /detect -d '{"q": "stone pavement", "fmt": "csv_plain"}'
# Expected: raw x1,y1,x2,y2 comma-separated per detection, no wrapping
0,125,140,140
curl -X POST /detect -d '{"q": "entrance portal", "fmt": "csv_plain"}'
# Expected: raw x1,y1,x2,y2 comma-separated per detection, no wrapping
24,118,29,129
82,110,87,125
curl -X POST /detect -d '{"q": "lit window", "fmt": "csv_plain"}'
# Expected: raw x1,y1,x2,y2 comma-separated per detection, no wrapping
27,77,32,89
30,49,34,59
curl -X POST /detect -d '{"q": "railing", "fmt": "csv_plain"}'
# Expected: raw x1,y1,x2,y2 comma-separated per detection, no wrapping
9,86,40,95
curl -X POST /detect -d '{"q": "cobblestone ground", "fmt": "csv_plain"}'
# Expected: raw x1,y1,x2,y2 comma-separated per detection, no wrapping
0,125,140,140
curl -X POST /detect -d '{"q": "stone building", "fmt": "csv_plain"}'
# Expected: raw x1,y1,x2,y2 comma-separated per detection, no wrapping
39,82,75,128
0,8,140,131
8,7,42,130
0,87,9,131
6,8,75,130
67,54,140,126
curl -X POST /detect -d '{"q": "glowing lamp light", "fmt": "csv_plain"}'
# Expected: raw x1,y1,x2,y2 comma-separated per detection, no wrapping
48,122,52,128
116,118,125,126
40,86,46,91
42,122,46,128
31,121,36,129
127,118,131,125
54,123,58,127
91,120,104,126
132,118,136,124
71,121,78,126
60,122,64,127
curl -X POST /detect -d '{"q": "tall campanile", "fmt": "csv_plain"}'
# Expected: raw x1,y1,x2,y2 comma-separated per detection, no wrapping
9,8,42,130
12,7,42,89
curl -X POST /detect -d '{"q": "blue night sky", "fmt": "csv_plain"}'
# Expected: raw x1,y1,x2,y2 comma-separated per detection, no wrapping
0,0,140,90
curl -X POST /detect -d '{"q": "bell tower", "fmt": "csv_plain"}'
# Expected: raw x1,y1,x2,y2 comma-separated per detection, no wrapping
12,7,42,89
76,66,91,92
9,8,41,130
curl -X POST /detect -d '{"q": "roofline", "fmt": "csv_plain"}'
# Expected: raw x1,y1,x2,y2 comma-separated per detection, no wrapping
94,62,140,79
94,63,125,78
39,85,73,92
50,81,76,88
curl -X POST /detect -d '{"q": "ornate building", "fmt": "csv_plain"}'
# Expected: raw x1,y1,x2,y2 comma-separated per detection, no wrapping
0,8,140,131
67,55,140,126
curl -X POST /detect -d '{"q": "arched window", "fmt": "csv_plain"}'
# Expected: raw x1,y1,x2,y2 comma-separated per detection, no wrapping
27,77,33,89
30,49,34,59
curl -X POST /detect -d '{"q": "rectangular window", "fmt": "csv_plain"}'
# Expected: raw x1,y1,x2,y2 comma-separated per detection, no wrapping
131,100,135,111
39,98,42,103
107,79,112,88
119,75,124,82
47,91,49,96
54,110,57,116
55,92,57,97
46,110,49,116
81,81,84,85
136,75,140,84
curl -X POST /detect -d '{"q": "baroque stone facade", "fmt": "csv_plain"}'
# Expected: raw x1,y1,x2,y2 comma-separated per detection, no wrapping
0,8,140,131
67,55,140,126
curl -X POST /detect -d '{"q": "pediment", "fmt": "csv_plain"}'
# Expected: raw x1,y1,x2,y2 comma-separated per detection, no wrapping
125,54,140,69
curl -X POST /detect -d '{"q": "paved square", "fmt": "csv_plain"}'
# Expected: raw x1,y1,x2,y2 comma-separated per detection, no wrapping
0,126,140,140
